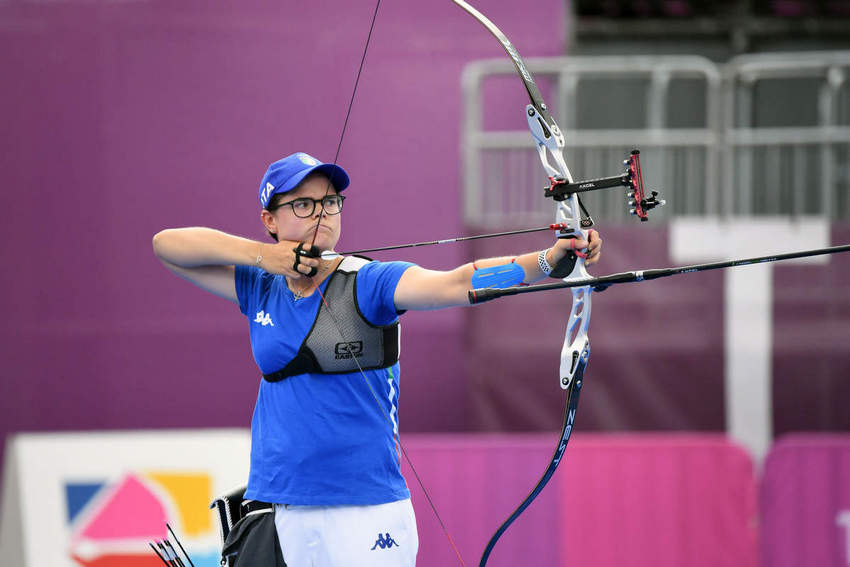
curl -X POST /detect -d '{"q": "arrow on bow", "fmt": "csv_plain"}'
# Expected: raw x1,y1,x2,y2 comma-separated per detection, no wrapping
319,224,570,259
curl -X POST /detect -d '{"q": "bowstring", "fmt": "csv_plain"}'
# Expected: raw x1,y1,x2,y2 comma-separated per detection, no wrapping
310,0,381,250
313,285,466,566
305,1,466,564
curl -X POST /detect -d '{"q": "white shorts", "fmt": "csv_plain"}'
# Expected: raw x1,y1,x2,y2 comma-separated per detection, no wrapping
274,498,418,567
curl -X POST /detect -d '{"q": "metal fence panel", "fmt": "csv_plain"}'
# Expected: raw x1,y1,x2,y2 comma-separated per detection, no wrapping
461,52,850,225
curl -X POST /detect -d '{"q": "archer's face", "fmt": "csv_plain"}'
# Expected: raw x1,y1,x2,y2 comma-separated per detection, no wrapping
265,174,342,251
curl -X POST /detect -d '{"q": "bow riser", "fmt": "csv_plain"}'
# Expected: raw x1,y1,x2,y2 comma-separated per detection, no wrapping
529,105,594,389
562,291,591,388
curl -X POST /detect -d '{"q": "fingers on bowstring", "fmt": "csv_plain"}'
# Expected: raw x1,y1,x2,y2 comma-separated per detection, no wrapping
297,263,319,277
294,259,319,277
292,241,321,277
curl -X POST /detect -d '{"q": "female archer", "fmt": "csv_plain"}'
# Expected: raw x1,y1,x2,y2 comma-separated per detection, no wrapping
152,151,601,567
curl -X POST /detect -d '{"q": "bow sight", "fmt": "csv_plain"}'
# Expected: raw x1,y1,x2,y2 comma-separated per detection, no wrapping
544,150,666,222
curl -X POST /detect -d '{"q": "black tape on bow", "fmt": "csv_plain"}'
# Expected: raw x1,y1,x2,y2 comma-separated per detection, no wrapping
293,242,321,277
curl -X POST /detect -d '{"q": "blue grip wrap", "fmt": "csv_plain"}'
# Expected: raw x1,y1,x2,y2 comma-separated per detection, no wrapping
471,262,525,289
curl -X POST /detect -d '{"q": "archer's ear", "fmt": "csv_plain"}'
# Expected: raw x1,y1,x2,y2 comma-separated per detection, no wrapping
260,209,277,234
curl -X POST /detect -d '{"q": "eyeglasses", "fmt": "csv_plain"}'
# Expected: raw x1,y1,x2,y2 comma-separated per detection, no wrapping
270,195,345,218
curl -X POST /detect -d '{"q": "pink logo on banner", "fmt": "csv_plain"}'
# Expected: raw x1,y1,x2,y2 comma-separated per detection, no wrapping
76,474,168,541
65,471,217,567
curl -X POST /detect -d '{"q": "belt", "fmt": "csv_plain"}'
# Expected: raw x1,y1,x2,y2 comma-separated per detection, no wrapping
241,499,274,515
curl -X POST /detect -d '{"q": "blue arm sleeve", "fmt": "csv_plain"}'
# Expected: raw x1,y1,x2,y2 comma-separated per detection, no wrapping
471,261,525,289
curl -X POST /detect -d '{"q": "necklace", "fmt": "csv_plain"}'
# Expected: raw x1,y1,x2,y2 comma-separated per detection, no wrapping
291,281,315,301
289,259,336,300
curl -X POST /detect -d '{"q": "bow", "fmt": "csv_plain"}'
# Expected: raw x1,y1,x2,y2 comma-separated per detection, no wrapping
449,2,595,564
453,8,850,567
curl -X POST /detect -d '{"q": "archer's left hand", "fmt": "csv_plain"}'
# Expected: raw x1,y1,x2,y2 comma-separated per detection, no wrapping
551,229,602,267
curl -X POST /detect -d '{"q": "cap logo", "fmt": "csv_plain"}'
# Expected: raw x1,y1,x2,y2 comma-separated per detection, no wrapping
261,182,275,206
298,154,319,166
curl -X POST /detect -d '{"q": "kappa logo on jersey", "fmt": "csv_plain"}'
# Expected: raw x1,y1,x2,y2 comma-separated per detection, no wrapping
334,341,363,359
254,310,274,326
370,532,399,550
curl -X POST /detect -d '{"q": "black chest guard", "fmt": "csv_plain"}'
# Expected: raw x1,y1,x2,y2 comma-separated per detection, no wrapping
262,256,401,382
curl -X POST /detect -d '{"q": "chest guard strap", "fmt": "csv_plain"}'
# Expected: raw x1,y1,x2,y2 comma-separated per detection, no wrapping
263,257,400,382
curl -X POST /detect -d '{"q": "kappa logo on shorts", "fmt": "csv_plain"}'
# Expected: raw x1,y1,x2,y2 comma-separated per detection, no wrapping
370,532,399,550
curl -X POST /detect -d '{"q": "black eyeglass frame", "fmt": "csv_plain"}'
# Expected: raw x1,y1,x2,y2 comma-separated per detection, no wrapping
269,195,346,218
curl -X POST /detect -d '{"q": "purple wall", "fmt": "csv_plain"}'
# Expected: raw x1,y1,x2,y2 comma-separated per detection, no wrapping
0,1,566,454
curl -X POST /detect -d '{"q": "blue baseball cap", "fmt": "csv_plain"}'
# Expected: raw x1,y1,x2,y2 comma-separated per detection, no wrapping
258,152,350,209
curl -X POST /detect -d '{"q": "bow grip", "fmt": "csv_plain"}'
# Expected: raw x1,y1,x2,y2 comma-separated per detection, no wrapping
549,230,588,279
550,249,578,279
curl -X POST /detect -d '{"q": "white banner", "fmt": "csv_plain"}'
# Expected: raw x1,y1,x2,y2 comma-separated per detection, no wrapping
0,429,250,567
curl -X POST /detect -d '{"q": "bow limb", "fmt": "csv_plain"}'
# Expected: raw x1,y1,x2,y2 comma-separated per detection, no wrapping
477,356,587,567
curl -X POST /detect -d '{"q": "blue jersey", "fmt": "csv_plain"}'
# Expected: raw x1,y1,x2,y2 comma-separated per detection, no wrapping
235,259,415,506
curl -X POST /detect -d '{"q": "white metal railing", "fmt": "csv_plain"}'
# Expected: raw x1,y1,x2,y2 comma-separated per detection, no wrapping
722,51,850,219
461,52,850,226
